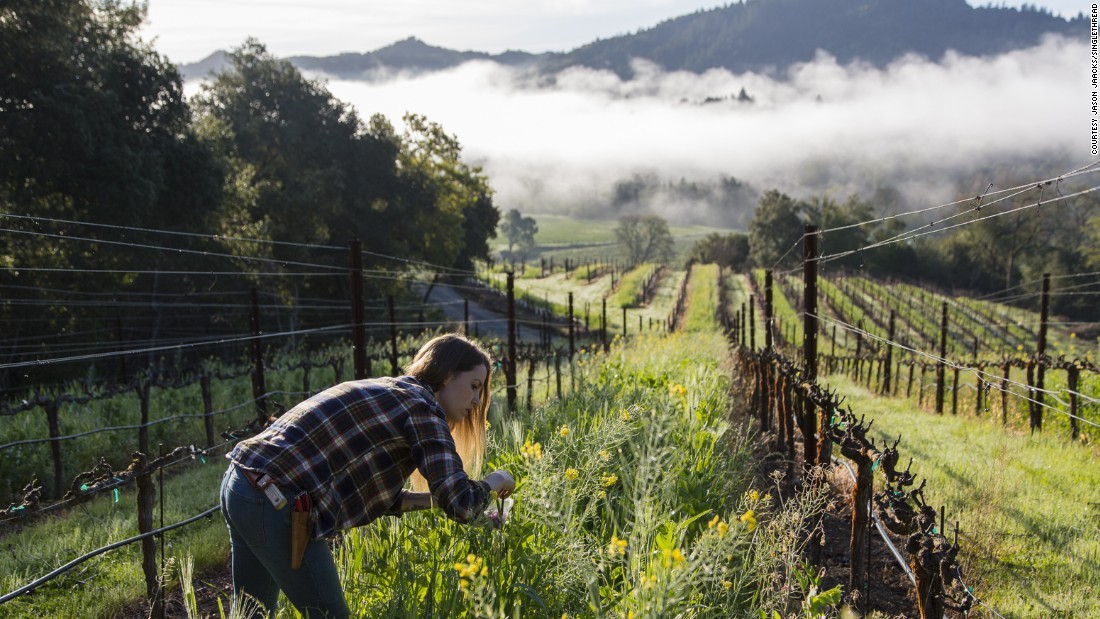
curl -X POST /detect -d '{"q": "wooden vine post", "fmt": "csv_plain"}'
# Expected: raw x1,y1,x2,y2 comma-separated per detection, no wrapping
506,271,517,415
935,302,947,414
1032,273,1050,432
349,240,368,380
249,287,268,421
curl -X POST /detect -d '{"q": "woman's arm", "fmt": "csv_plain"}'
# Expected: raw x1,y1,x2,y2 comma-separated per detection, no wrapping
398,490,434,512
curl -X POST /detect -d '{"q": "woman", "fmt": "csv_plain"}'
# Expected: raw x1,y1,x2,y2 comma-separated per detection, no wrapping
219,333,516,618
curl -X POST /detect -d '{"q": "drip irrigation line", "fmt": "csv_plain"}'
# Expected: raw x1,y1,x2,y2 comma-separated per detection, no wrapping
812,313,1100,429
835,458,917,586
0,505,221,605
954,566,1007,619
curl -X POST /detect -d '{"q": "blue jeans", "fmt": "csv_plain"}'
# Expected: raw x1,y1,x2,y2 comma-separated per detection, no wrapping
220,464,350,619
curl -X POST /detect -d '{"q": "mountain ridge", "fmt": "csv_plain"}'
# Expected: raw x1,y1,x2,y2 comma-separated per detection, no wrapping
180,0,1087,81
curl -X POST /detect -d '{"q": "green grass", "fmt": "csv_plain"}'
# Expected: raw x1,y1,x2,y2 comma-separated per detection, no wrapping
608,263,658,310
0,460,230,619
828,373,1100,619
681,264,719,333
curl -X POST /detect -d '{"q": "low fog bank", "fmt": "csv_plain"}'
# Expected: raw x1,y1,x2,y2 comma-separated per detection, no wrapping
323,34,1085,229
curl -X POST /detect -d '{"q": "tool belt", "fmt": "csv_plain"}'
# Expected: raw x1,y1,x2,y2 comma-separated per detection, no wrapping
238,465,310,569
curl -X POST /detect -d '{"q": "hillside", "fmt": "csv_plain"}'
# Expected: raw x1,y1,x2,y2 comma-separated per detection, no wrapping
181,0,1087,80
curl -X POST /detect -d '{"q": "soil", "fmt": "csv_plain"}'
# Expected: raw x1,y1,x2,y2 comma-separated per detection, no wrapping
754,444,921,619
117,559,234,619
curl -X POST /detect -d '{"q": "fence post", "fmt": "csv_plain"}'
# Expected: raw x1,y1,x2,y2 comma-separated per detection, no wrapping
883,310,896,395
250,288,268,421
389,295,399,376
764,271,774,351
201,372,215,447
135,453,161,618
602,298,608,351
1068,365,1080,440
803,226,829,466
45,400,63,499
1001,360,1011,426
1033,273,1050,432
349,240,368,380
622,306,627,338
568,292,575,361
749,296,756,350
951,367,960,415
935,301,948,414
526,357,535,411
555,353,562,399
137,379,151,455
507,272,517,415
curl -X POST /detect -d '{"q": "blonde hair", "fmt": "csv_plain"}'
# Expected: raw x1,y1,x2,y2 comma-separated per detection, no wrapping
405,333,492,490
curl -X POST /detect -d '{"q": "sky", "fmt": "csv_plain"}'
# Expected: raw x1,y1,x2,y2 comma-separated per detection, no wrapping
139,0,1086,65
139,1,1091,227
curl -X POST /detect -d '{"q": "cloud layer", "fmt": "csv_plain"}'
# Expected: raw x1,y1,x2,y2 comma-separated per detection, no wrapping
321,34,1084,227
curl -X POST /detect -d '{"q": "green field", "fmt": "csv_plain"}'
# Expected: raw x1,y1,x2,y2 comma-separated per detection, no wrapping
493,213,737,265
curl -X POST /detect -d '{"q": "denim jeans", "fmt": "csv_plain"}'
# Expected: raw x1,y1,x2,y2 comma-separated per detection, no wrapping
220,464,350,619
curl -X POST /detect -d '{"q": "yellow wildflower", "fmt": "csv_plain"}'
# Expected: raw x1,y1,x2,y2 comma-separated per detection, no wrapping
454,553,486,591
598,449,611,463
661,547,686,568
621,409,631,421
558,425,571,437
564,468,580,481
721,580,733,590
607,533,628,557
596,490,607,499
748,489,760,502
521,439,543,460
740,509,757,532
601,473,618,487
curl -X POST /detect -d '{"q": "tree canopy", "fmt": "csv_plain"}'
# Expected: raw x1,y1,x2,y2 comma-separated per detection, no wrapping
615,214,674,266
499,209,538,262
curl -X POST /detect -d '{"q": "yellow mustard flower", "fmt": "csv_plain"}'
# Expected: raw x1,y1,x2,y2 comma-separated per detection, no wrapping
564,468,580,481
748,489,760,502
607,533,628,557
661,547,686,568
598,449,611,463
454,553,485,591
601,473,618,487
740,509,757,532
621,409,632,421
521,439,543,460
558,425,571,437
721,580,733,590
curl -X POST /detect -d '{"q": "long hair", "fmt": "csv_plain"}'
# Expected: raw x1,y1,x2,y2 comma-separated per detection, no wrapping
405,333,492,488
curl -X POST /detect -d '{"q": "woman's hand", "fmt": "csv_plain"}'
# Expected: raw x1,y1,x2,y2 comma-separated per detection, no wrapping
483,470,515,499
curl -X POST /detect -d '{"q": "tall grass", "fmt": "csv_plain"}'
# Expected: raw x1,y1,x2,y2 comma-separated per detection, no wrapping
680,264,719,333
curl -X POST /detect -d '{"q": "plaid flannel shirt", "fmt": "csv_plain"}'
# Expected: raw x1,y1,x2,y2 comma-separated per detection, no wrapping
227,375,490,539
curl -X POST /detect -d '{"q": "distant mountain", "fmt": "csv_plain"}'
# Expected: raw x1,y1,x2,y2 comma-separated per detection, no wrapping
181,0,1087,81
181,37,553,81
